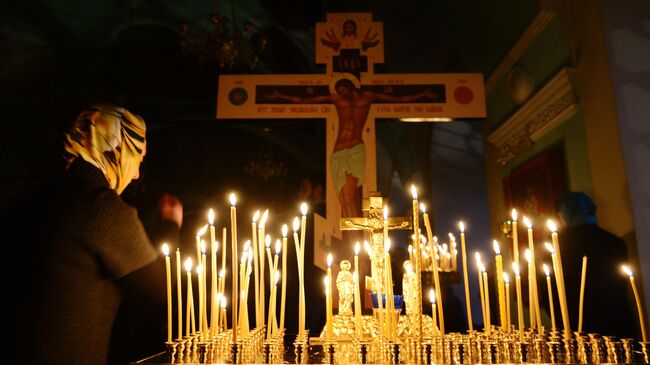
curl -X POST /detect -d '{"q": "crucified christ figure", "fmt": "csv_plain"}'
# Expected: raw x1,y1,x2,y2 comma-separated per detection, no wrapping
266,78,437,219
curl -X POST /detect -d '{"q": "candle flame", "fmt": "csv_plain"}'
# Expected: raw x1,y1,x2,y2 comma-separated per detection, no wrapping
196,265,203,275
197,224,208,237
219,269,225,278
408,245,413,253
275,270,280,284
411,185,418,200
433,236,438,243
459,221,465,232
543,264,550,277
265,234,271,248
260,209,269,226
547,219,557,232
511,209,518,221
420,203,427,213
229,193,237,206
364,241,372,256
405,261,413,274
185,258,193,272
208,209,215,225
503,272,510,284
544,242,555,254
385,238,391,252
281,224,288,237
252,210,260,223
243,240,250,252
383,206,388,220
523,216,532,229
474,252,481,264
324,276,329,290
216,292,222,302
622,265,634,277
512,262,520,276
421,235,427,244
429,289,436,304
354,242,360,256
162,243,170,256
327,253,333,267
524,249,532,263
479,262,486,273
221,296,227,308
201,240,206,254
300,202,308,216
293,217,300,232
275,239,281,255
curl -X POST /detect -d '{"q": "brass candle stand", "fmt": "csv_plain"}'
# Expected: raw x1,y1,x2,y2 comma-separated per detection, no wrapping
293,329,310,363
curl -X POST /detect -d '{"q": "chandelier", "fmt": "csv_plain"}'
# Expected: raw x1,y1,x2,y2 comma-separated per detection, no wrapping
243,140,288,181
179,4,266,70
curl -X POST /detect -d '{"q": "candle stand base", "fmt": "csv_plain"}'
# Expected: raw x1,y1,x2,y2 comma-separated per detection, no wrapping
622,338,634,364
353,337,371,364
323,342,335,364
164,341,178,363
293,329,310,364
563,337,576,364
198,342,209,364
515,341,530,363
230,342,240,364
640,341,649,364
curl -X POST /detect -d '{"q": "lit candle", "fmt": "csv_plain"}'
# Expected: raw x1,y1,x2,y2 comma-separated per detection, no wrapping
354,242,362,337
411,185,423,340
327,253,333,340
196,264,204,335
429,289,438,336
503,272,511,331
221,296,228,330
523,217,541,331
279,224,288,331
545,241,571,339
229,193,238,343
547,221,571,339
266,271,280,339
494,240,507,330
221,227,227,290
383,238,392,339
524,248,535,330
201,241,208,338
209,209,217,336
476,253,486,328
299,203,308,334
162,244,172,343
543,264,556,331
251,210,260,328
621,265,647,342
450,234,457,271
196,225,208,266
578,256,588,333
185,258,194,337
175,249,183,340
511,209,519,265
293,217,305,335
458,221,473,332
258,209,268,325
324,276,332,341
421,203,444,335
481,263,491,333
513,263,524,342
215,292,222,334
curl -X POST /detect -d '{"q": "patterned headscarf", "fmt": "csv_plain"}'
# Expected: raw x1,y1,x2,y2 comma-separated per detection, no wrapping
63,104,146,194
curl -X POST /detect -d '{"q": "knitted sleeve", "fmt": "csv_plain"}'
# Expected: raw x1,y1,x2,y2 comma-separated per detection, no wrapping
88,191,158,279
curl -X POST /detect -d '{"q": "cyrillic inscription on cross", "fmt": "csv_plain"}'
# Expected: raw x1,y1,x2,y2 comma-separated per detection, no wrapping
217,12,485,271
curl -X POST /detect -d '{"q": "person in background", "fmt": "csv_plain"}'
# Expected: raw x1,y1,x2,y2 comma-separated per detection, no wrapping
556,191,636,339
4,104,177,365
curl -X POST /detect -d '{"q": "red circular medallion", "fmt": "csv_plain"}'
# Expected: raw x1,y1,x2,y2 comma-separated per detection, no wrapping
454,86,474,105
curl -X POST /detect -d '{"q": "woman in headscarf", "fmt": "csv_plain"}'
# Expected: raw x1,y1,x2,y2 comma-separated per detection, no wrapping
7,104,166,365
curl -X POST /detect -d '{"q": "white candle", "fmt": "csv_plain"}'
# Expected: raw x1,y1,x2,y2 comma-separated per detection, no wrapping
545,241,570,339
511,209,519,265
251,210,260,328
354,242,362,338
293,217,305,334
458,221,473,332
476,253,486,328
421,203,444,335
185,258,194,337
162,244,172,343
201,241,208,338
196,264,204,335
578,256,588,333
221,296,228,330
327,253,333,340
622,265,647,342
429,289,438,336
175,249,183,340
258,210,268,326
494,240,506,330
209,209,217,336
503,272,511,331
543,264,556,331
229,193,238,343
279,224,288,330
481,263,491,333
524,217,541,331
513,263,524,342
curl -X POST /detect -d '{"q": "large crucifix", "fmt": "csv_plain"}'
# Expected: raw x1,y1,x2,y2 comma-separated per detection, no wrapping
217,13,485,270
